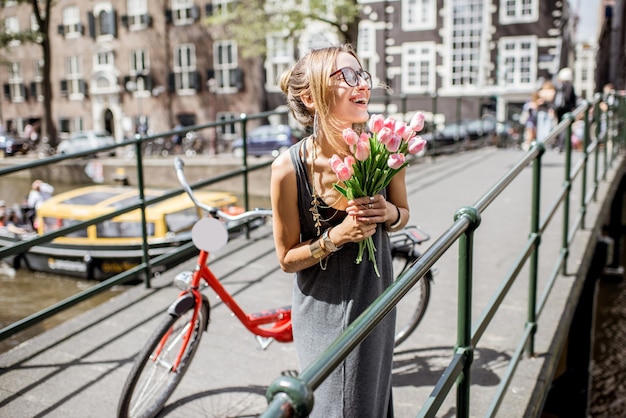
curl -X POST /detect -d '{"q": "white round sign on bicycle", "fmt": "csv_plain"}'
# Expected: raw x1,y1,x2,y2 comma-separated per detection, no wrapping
192,217,228,251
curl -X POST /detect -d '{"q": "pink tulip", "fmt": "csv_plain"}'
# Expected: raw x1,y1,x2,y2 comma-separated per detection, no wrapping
409,111,425,132
368,114,385,133
344,155,356,169
383,117,396,131
385,134,402,152
394,120,409,138
342,128,359,146
387,153,406,169
377,127,393,145
354,134,370,161
408,135,427,154
330,154,354,181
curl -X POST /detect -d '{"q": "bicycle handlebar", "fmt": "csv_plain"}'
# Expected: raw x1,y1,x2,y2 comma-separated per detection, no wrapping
174,157,273,223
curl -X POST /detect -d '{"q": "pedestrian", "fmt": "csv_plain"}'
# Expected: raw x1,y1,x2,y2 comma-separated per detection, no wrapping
535,80,558,143
553,68,577,151
270,44,408,417
520,90,540,150
26,179,54,228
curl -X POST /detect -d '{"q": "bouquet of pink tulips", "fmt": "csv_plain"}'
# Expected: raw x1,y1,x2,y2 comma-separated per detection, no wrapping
330,111,427,276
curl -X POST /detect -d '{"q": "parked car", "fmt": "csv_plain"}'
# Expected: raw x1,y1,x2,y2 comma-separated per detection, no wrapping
419,122,470,156
0,133,28,157
56,131,117,157
464,117,498,146
231,124,301,158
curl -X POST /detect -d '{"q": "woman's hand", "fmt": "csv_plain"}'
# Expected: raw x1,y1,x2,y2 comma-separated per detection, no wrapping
330,195,390,246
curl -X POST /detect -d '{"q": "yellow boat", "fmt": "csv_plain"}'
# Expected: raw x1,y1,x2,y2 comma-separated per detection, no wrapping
8,185,241,280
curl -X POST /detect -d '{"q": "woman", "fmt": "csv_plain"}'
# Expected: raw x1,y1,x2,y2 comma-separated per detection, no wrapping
270,44,409,417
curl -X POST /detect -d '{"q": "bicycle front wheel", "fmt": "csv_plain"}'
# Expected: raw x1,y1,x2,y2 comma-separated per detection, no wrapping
118,302,209,418
392,250,431,347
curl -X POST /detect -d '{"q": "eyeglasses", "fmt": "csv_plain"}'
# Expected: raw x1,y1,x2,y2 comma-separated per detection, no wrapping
329,67,373,89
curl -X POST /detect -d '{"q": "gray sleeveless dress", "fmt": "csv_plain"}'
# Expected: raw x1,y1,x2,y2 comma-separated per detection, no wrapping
288,142,396,418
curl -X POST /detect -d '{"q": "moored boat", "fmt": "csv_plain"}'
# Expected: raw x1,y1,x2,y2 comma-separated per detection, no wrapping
0,185,246,281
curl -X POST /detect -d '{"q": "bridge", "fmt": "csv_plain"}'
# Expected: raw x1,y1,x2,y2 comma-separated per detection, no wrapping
0,98,625,417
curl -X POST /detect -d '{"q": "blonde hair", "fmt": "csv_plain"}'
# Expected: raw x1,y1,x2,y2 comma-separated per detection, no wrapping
279,44,365,153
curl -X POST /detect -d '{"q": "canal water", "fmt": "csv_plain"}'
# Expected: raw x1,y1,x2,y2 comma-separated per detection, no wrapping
0,174,272,354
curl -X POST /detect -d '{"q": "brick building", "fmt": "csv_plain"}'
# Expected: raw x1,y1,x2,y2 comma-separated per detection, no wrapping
0,0,586,147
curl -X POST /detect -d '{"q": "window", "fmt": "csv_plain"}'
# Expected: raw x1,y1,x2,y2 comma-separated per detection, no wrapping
171,0,196,25
498,37,536,87
89,5,117,38
95,51,115,69
265,35,293,92
216,112,237,137
126,0,149,30
212,0,237,16
64,56,85,98
58,117,84,136
402,0,436,30
32,60,44,101
61,6,82,38
500,0,537,24
402,42,435,93
4,16,20,46
173,44,197,93
7,62,25,102
447,0,484,87
214,40,241,93
357,22,378,83
130,49,149,75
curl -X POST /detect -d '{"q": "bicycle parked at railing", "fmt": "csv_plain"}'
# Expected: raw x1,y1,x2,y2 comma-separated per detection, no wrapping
117,157,434,418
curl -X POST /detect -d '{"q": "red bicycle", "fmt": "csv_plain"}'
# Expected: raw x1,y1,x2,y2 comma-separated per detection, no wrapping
117,157,433,418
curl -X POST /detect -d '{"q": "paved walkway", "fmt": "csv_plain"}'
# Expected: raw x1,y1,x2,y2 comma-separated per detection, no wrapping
0,146,623,417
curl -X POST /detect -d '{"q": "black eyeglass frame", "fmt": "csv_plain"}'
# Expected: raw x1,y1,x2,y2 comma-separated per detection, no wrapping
329,67,373,89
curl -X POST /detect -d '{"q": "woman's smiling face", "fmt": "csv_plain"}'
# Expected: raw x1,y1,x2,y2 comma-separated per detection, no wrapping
329,52,371,130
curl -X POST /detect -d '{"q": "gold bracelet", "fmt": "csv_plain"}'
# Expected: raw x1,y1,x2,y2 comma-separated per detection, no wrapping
310,238,326,259
387,205,402,231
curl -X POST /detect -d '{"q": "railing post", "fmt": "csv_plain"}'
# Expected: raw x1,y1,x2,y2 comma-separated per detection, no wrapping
581,105,590,229
527,142,545,355
431,93,438,157
593,96,601,201
134,135,152,288
561,114,573,276
454,206,480,418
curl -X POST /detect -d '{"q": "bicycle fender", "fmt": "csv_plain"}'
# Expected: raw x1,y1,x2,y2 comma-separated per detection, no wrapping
167,293,210,317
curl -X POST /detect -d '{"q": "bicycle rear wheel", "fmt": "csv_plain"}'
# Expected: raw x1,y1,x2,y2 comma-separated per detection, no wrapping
392,250,431,347
118,302,209,418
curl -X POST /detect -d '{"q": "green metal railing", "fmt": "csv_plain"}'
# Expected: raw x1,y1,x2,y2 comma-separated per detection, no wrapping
0,108,288,341
262,93,626,418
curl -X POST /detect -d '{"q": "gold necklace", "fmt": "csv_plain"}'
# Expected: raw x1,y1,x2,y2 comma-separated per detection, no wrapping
308,137,339,236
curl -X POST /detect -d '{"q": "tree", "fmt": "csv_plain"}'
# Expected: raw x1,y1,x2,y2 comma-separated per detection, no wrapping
0,0,57,147
206,0,361,58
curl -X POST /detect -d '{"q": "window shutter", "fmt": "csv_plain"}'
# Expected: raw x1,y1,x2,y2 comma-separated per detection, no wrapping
30,81,37,98
121,14,129,28
123,75,131,91
165,9,172,24
191,71,200,90
233,68,243,91
20,84,28,100
205,4,213,16
111,10,118,37
3,84,11,100
168,72,175,92
60,80,68,97
88,12,95,38
146,14,153,27
145,75,154,91
191,5,200,21
79,79,88,95
57,24,65,35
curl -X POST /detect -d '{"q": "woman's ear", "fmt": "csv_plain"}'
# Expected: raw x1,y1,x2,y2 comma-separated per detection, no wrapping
301,92,316,111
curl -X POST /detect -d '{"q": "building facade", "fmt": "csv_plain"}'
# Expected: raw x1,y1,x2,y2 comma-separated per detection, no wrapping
1,0,582,147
